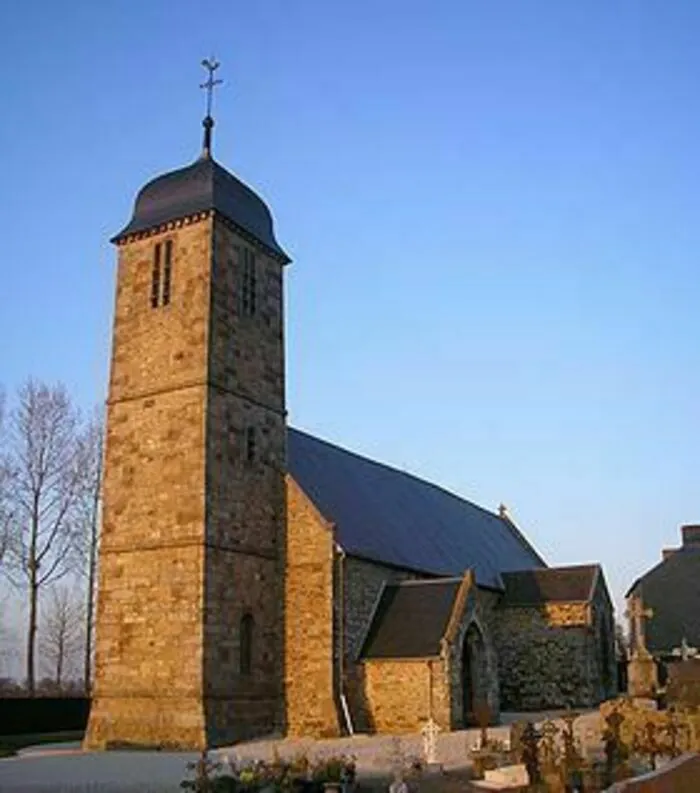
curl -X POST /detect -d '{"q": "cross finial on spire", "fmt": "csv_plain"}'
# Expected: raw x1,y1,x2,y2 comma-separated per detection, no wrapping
200,57,223,158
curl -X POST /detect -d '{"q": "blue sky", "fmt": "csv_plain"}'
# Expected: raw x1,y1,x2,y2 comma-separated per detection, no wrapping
1,0,699,618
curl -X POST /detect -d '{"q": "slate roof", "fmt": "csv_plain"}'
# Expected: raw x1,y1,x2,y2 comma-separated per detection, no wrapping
287,428,546,588
500,564,599,606
627,548,700,654
360,579,462,659
112,156,290,261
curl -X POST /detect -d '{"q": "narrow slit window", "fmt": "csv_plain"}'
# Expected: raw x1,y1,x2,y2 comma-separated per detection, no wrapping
240,613,253,675
246,426,256,463
249,251,257,315
151,243,162,308
240,249,257,316
162,240,173,306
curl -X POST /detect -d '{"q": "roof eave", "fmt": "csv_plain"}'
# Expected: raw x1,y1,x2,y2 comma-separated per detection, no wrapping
110,208,292,264
360,655,443,663
343,548,506,591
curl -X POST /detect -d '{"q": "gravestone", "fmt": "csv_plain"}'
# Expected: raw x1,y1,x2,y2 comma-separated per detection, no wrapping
420,718,440,765
626,596,658,698
667,660,700,709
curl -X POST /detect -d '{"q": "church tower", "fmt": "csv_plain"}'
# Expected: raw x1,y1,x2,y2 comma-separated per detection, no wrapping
85,62,290,749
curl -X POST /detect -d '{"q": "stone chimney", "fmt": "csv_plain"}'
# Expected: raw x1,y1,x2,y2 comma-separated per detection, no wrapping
662,548,678,561
681,524,700,549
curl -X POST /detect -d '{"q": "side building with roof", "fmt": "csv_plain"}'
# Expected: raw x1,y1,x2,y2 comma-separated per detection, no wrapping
285,429,617,736
626,525,700,661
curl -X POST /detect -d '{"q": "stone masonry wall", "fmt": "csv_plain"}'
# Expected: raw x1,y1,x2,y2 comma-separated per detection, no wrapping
203,218,287,745
87,212,289,749
342,562,502,734
86,222,213,749
285,477,340,738
363,659,450,734
446,588,501,727
342,557,419,663
341,557,419,731
493,601,599,711
590,575,618,702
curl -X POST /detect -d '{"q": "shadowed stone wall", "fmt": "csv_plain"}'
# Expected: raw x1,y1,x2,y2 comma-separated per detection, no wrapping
447,588,501,727
203,218,287,745
493,578,615,711
341,557,419,732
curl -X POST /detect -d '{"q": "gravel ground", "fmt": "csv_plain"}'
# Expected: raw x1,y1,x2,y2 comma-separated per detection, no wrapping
0,750,200,793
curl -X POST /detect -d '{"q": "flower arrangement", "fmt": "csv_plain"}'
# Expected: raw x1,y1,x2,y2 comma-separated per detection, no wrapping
181,751,357,793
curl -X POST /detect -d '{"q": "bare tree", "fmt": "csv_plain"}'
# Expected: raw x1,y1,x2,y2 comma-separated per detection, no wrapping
0,462,11,568
0,388,13,570
6,380,83,695
39,584,84,689
75,408,103,694
0,590,18,678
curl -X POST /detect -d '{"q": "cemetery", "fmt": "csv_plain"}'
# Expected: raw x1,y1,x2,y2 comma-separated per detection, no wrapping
2,658,700,792
1,11,699,793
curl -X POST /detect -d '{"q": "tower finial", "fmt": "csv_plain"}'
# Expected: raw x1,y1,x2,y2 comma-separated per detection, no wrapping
200,57,223,159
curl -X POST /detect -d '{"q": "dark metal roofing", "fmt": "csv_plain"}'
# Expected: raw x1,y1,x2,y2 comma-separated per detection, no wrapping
286,428,546,588
500,565,598,606
112,156,290,261
627,548,700,654
360,579,462,659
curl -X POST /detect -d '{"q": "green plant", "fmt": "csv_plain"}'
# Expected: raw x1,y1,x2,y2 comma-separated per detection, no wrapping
181,751,237,792
311,754,356,785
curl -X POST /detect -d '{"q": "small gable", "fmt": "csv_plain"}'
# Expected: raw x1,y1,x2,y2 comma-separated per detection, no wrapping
360,579,462,659
500,564,599,606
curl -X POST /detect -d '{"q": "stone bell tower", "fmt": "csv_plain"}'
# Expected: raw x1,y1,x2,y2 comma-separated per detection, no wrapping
85,61,290,749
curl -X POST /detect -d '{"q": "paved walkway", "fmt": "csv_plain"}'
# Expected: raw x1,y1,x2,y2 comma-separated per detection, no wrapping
0,749,201,793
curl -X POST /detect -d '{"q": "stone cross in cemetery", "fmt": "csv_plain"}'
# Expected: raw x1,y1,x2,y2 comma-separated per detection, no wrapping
626,596,654,658
421,718,441,765
625,595,658,697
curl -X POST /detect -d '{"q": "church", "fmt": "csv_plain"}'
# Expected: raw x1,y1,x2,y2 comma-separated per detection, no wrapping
85,67,616,750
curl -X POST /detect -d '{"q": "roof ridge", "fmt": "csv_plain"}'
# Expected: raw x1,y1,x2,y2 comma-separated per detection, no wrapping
391,577,463,588
287,426,546,586
498,511,548,568
504,563,599,576
289,426,520,525
625,545,700,597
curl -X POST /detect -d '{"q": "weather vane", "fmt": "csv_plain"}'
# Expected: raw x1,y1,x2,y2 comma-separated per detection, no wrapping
200,57,223,157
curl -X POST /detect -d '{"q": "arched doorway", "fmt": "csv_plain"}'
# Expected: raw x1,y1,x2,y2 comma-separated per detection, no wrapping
462,622,487,727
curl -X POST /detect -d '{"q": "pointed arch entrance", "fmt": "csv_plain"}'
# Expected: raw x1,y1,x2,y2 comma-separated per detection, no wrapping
461,621,488,726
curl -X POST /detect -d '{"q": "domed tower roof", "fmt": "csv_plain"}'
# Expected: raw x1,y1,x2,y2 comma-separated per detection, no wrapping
112,58,289,263
112,155,290,262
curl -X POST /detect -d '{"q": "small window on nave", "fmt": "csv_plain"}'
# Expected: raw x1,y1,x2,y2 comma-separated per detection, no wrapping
245,426,257,463
240,612,254,676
